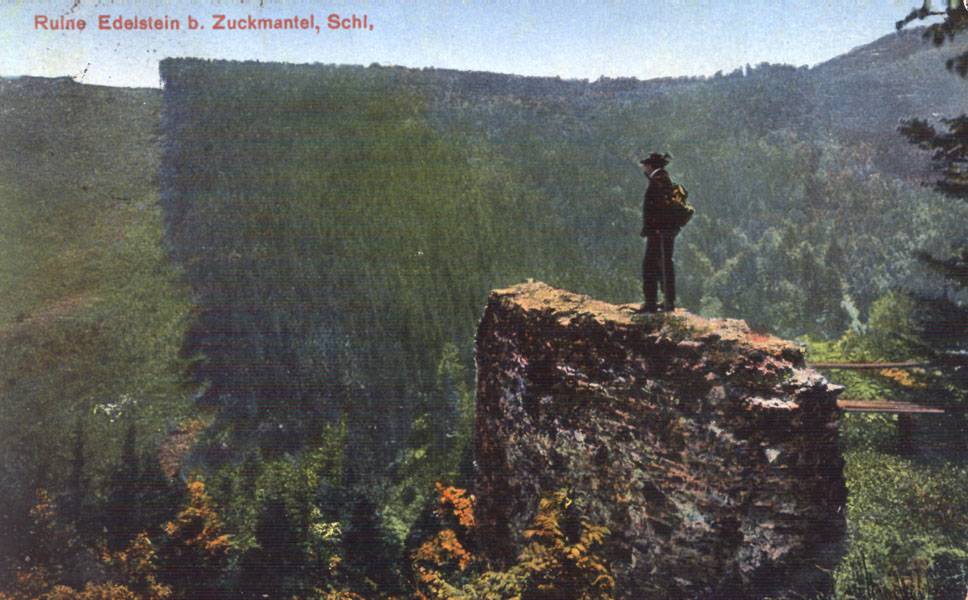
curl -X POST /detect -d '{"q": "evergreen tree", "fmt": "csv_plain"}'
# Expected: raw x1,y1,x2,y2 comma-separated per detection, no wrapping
24,489,77,585
239,449,263,500
237,494,304,599
897,3,968,415
138,452,183,540
343,495,402,595
103,422,141,550
59,417,89,533
101,422,183,552
897,2,968,77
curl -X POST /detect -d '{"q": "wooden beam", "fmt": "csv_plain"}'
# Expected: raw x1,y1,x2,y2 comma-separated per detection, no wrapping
837,398,945,414
810,361,929,369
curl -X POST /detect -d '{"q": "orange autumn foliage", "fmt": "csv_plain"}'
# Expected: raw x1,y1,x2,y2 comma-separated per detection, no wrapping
413,483,476,571
0,490,168,600
435,482,475,529
161,480,231,555
99,533,172,599
156,478,230,597
413,528,474,572
318,591,369,600
878,367,926,388
411,485,615,600
45,582,143,599
1,531,170,600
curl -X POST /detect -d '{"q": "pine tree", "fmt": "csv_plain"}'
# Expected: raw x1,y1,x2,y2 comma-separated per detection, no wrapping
103,422,141,550
138,453,183,540
60,417,89,532
237,493,304,599
343,495,402,595
897,3,968,415
239,449,263,500
255,494,302,572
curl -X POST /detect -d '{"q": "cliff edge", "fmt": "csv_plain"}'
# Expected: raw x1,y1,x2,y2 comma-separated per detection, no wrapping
474,281,846,599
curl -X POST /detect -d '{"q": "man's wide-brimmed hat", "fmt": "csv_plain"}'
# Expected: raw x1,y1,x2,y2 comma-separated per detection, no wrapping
640,152,671,168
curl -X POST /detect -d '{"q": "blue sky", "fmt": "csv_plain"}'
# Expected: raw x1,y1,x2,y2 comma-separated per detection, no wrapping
0,0,935,88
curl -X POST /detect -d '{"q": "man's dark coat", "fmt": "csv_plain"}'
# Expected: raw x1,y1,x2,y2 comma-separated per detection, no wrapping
640,167,678,308
641,168,678,234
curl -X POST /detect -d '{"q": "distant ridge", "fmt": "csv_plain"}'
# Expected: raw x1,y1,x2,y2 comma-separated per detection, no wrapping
3,25,968,95
813,25,968,74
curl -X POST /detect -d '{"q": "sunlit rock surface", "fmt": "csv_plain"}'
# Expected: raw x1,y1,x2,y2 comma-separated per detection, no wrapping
474,281,846,599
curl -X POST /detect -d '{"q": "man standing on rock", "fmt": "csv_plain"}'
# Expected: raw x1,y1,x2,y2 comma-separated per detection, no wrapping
637,152,679,314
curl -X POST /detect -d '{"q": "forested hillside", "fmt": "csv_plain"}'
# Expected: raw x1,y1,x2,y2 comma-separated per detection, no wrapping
2,24,967,598
0,77,193,585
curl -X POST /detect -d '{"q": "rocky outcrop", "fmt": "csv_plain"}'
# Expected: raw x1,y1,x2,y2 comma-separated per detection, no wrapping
474,282,846,599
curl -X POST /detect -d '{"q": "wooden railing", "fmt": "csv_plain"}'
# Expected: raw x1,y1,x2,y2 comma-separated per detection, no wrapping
808,361,930,370
836,398,944,414
809,360,945,415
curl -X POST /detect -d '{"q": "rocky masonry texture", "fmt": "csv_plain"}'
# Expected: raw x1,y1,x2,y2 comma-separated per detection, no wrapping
474,282,846,599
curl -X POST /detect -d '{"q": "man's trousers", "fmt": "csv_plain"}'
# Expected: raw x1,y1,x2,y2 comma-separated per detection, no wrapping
643,230,676,308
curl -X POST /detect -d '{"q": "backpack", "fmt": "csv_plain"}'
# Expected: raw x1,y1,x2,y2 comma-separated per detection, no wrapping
658,180,694,228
